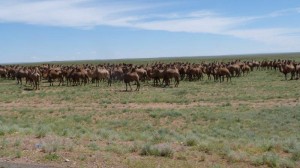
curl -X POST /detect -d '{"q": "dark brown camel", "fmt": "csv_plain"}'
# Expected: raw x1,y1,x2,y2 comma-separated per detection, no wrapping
48,68,64,86
123,68,140,91
163,67,180,87
279,63,295,80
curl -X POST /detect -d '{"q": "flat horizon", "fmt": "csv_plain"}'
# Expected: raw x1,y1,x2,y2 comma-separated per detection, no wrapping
2,51,300,65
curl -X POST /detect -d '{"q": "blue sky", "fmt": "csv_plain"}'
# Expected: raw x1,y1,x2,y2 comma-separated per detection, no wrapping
1,0,300,63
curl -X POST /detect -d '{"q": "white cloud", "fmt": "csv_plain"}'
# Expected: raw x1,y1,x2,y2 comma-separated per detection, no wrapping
0,0,150,27
133,17,238,34
0,0,300,50
227,28,300,50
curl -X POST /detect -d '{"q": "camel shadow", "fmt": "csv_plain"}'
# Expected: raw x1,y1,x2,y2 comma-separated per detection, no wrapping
115,89,137,92
23,88,34,91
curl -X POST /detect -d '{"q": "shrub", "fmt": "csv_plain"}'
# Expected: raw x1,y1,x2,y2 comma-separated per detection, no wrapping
88,142,100,151
291,148,300,161
35,125,51,138
45,153,59,161
140,144,173,158
15,150,21,158
185,135,198,146
262,152,279,167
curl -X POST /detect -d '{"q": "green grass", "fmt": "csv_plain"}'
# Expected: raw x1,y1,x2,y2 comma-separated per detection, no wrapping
44,153,59,161
1,54,300,167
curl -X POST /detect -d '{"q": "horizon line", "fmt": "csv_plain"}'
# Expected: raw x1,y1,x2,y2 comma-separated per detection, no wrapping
1,51,300,65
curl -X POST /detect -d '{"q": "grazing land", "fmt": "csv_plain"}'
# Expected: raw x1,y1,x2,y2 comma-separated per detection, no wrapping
0,53,300,168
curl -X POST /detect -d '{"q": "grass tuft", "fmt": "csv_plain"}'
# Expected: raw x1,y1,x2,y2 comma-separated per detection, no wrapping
140,143,173,158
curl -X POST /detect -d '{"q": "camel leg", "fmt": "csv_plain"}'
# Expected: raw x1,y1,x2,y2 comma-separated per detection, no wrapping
136,81,140,91
107,78,112,87
285,73,287,80
175,80,179,87
291,72,295,80
129,82,132,91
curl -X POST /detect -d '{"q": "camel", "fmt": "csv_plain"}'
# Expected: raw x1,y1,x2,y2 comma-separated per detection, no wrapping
186,66,203,81
0,67,7,78
296,64,300,79
163,66,180,87
227,64,241,77
123,68,140,91
111,66,124,82
216,66,231,82
241,64,250,76
136,67,148,82
179,66,187,80
279,63,295,80
93,67,111,87
48,68,64,86
28,69,41,90
67,67,89,86
16,67,29,85
151,67,164,86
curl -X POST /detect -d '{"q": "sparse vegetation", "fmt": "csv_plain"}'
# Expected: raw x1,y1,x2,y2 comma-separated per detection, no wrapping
140,143,174,157
0,54,300,167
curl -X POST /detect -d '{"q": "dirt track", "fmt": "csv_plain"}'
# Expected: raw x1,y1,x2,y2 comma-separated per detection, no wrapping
0,161,58,168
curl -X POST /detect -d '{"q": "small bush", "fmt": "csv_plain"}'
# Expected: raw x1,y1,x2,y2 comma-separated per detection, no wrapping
88,142,100,151
1,138,9,149
261,141,275,152
129,143,140,153
262,152,279,167
140,144,155,156
140,144,173,158
15,151,21,158
40,137,62,153
185,135,198,146
279,159,295,168
197,142,210,154
283,138,298,153
35,126,51,138
14,139,21,147
226,150,248,163
0,129,5,136
291,148,300,161
45,153,59,161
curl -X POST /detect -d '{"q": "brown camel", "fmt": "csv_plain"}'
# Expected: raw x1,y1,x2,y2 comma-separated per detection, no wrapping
48,68,64,86
216,67,231,82
93,67,111,87
123,68,140,91
279,63,295,80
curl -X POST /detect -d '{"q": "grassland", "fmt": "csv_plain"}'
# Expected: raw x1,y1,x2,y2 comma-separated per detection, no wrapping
0,54,300,168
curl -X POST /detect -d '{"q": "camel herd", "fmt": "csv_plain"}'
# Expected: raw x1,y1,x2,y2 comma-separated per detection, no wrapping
0,58,299,90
